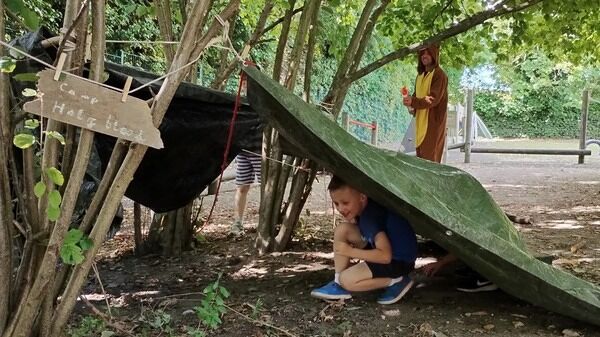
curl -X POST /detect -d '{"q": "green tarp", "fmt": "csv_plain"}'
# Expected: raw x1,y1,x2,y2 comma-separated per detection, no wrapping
244,66,600,326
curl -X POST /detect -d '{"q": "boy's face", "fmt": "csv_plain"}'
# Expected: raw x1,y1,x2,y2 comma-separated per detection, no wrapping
330,186,367,222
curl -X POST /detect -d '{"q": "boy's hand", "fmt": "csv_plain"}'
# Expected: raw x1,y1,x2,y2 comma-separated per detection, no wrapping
424,95,434,104
420,261,443,277
334,241,353,256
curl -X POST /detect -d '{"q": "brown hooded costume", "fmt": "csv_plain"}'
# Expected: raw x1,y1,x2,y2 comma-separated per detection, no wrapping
410,45,448,163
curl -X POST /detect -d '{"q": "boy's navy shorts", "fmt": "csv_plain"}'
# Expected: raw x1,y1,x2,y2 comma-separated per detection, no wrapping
366,260,414,279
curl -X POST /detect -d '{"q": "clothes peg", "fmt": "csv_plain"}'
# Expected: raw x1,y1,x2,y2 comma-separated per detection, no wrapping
53,52,67,81
121,76,133,102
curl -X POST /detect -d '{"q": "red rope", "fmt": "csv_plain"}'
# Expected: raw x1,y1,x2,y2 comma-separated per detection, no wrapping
203,71,247,227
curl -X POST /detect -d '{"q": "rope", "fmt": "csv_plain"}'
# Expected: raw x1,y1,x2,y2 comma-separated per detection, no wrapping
241,149,311,172
0,33,227,95
203,71,246,226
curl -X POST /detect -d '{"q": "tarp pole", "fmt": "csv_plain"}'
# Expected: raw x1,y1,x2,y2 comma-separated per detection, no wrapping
371,120,378,146
578,89,590,164
464,89,474,163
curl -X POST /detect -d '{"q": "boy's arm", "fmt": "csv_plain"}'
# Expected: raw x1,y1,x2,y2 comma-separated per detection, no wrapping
335,232,392,264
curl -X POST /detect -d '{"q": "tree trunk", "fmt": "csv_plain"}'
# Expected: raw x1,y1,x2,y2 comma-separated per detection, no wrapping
0,1,13,330
154,0,176,66
133,202,143,254
256,0,320,253
48,2,240,334
255,0,296,254
212,0,274,89
148,0,218,257
273,1,321,251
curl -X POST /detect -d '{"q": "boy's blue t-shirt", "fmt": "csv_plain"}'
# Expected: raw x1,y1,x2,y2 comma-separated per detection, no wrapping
357,198,417,263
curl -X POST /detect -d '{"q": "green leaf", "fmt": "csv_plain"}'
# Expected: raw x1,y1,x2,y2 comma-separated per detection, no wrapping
65,229,84,245
79,237,93,251
13,133,36,149
47,205,60,221
44,131,66,145
219,286,230,298
48,190,62,208
4,0,40,29
46,167,64,186
22,88,37,97
60,243,84,265
24,119,39,129
0,57,16,73
13,73,39,82
34,181,46,198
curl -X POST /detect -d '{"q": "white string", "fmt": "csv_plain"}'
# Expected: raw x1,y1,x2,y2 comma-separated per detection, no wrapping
0,31,237,95
241,149,311,172
106,39,180,45
0,39,128,92
590,96,600,105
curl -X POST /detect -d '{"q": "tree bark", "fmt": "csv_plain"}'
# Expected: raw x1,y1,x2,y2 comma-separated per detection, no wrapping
302,0,320,103
133,202,143,254
0,1,13,330
49,2,239,335
154,0,176,67
212,0,274,89
272,0,296,82
273,1,321,251
321,0,379,117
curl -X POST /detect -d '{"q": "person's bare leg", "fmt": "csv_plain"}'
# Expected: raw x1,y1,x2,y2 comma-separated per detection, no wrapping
232,184,251,234
333,222,365,274
234,184,251,222
339,262,391,292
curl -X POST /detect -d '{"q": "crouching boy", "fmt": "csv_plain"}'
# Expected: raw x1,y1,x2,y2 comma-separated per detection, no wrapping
311,176,417,305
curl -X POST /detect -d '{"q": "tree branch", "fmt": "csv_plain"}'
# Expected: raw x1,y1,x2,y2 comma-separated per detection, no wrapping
348,0,544,83
262,5,303,35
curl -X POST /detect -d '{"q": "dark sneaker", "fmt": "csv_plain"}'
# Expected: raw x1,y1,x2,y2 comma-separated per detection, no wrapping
310,281,352,300
377,276,414,305
456,278,499,292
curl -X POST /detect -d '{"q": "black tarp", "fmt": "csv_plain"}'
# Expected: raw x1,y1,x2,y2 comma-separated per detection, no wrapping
11,28,263,213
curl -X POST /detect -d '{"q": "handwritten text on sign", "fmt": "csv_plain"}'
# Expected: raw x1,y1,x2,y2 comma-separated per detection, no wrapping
23,69,163,149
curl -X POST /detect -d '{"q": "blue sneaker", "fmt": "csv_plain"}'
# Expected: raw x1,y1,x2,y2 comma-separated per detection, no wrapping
377,276,414,305
310,281,352,300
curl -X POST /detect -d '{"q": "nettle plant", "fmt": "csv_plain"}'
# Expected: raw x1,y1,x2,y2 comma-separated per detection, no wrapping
4,56,92,265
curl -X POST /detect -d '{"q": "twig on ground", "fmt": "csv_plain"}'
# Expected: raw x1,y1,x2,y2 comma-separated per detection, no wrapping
223,303,298,337
80,295,135,337
92,262,112,318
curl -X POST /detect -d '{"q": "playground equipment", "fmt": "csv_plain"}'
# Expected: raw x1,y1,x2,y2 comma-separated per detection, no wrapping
454,89,593,163
340,111,378,146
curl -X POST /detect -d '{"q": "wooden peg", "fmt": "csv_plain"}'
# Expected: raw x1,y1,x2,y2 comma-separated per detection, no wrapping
53,52,67,81
121,76,133,102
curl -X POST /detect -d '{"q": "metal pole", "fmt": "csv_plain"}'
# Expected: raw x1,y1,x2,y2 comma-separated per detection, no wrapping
578,90,590,164
371,121,378,146
464,89,474,163
341,111,349,131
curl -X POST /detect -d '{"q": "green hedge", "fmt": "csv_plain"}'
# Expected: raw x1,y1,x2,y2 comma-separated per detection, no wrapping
475,91,600,138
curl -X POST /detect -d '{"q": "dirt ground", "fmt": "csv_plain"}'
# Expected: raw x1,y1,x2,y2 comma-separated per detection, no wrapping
79,139,600,337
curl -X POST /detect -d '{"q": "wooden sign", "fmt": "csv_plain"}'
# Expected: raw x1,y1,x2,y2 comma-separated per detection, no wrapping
24,69,163,149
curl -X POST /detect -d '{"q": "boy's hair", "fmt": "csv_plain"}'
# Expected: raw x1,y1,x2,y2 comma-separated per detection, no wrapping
328,175,348,191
